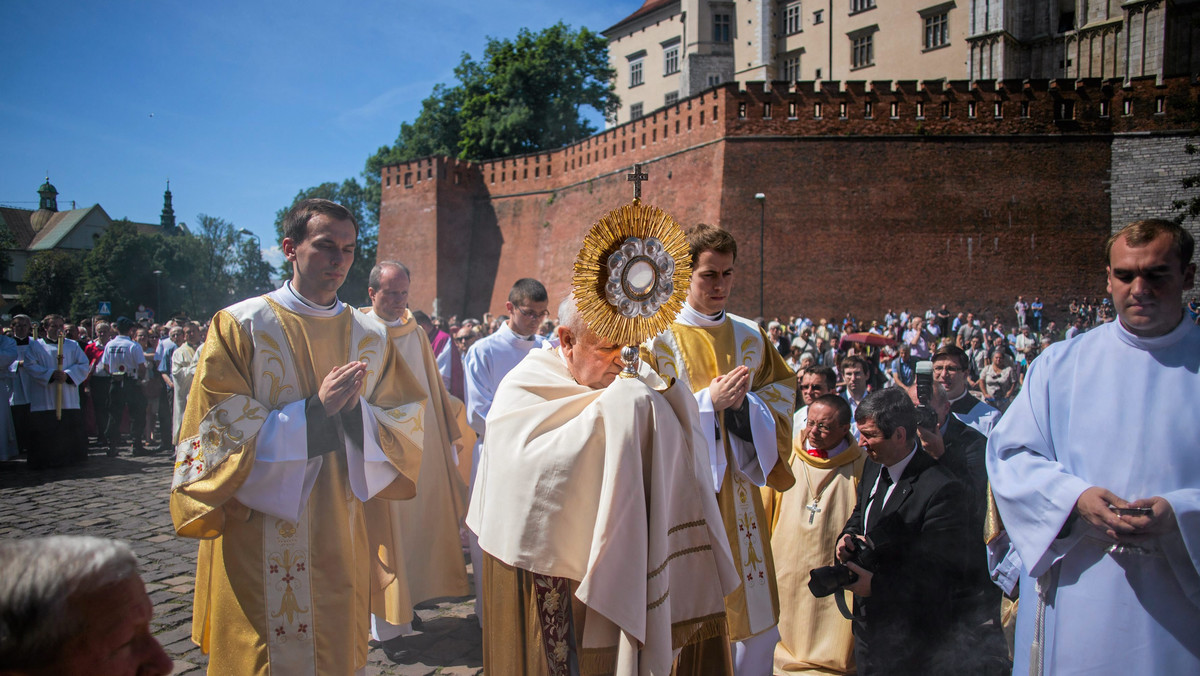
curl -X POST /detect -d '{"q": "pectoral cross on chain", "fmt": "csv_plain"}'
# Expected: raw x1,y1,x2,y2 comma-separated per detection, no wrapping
627,163,648,201
805,501,822,524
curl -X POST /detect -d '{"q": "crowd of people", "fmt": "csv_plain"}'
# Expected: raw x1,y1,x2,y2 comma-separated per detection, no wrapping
0,314,206,468
1,203,1197,676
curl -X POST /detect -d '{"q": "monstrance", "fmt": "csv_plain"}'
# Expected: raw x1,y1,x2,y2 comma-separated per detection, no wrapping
571,164,691,378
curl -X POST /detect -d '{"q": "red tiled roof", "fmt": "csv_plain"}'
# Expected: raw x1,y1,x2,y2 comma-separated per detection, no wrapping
604,0,679,35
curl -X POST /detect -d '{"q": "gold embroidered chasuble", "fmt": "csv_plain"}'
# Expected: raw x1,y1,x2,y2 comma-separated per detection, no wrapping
170,294,426,675
762,430,864,675
645,313,796,642
361,308,470,625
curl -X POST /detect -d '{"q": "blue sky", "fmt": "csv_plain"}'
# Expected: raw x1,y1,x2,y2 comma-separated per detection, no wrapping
1,0,641,265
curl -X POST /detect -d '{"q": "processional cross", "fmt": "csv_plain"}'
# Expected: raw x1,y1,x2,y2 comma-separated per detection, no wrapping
627,164,648,200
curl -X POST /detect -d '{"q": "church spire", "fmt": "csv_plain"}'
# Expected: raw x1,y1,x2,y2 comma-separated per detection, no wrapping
37,175,58,212
160,179,177,233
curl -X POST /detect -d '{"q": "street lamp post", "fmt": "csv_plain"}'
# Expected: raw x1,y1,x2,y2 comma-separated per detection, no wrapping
238,228,262,249
754,193,765,319
153,270,162,320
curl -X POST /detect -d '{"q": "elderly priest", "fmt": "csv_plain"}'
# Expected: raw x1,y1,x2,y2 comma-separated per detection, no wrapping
467,192,740,676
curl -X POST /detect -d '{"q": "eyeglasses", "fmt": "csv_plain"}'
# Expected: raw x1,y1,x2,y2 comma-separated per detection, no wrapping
515,306,550,321
805,419,837,433
454,336,474,344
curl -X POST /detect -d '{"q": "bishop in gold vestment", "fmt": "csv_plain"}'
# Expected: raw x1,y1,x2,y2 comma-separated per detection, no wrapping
763,395,864,675
171,279,426,672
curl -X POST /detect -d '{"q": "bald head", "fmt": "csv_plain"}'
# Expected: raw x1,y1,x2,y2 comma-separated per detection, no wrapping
556,295,624,389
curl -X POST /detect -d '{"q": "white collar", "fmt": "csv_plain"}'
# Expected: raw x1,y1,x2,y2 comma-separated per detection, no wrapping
677,302,726,328
1113,314,1192,351
507,320,535,341
364,307,407,327
268,282,343,318
885,441,920,484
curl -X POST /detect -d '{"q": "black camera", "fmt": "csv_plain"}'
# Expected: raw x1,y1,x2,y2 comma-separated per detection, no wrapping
914,360,938,429
808,535,879,598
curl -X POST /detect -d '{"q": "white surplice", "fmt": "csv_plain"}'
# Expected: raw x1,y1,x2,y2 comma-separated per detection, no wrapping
23,338,90,412
467,348,738,675
987,316,1200,674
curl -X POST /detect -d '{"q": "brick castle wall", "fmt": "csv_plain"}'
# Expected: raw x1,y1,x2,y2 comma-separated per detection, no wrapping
379,76,1199,322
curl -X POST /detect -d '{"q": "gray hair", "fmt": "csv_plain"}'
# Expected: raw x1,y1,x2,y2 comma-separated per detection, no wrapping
557,294,587,337
367,260,410,291
0,536,139,669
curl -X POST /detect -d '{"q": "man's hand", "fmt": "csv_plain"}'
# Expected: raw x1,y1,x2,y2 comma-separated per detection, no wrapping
318,361,367,417
49,369,68,384
709,365,750,411
844,561,872,597
1074,486,1138,540
915,424,944,459
1121,497,1178,537
836,533,859,563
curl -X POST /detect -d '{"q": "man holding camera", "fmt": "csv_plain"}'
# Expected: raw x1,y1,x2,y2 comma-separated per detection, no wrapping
835,388,971,675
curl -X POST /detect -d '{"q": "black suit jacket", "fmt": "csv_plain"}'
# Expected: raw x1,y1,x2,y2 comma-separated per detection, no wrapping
841,444,971,675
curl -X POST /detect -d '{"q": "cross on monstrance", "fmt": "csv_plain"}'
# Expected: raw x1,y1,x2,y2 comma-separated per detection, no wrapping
805,501,822,524
627,164,648,201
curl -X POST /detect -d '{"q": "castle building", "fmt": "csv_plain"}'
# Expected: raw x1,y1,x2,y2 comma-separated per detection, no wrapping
377,75,1200,323
603,0,1198,126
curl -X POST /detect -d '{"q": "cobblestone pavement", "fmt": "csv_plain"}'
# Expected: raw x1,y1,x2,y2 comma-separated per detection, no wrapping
0,444,483,675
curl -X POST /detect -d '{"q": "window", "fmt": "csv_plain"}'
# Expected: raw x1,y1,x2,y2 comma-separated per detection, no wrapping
851,33,874,69
663,42,680,75
1099,100,1110,117
783,55,801,82
814,102,823,118
813,9,823,24
707,73,723,88
630,57,645,87
1020,100,1030,117
630,103,644,120
713,13,731,42
850,0,875,14
924,12,949,50
785,2,803,34
916,101,925,118
968,101,977,118
1122,99,1133,115
1055,101,1074,120
665,91,679,107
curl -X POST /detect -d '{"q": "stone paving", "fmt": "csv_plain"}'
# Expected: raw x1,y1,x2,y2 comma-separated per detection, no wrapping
0,444,483,675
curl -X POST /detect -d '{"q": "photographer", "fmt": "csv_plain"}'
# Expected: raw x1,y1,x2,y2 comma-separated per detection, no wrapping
834,388,971,675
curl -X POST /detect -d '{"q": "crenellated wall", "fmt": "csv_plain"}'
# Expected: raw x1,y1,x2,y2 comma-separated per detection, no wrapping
379,75,1199,322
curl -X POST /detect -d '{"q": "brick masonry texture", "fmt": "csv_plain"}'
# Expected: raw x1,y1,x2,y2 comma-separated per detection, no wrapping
379,76,1200,322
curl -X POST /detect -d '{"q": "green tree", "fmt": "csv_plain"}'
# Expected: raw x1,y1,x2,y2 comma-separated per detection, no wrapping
457,23,617,160
191,214,239,313
273,180,375,307
1171,92,1200,223
234,237,274,300
370,22,616,165
18,250,83,317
